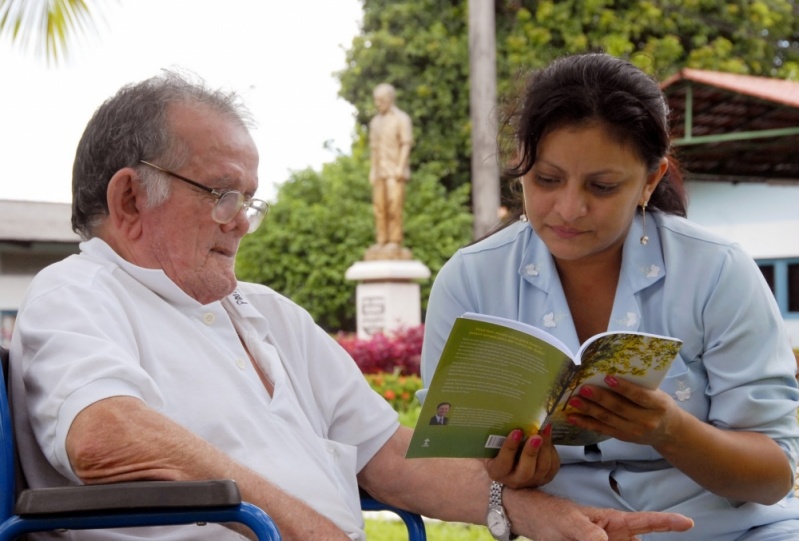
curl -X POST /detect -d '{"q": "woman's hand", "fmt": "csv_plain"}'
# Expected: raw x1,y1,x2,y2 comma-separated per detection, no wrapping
484,425,560,489
563,375,681,448
565,375,794,504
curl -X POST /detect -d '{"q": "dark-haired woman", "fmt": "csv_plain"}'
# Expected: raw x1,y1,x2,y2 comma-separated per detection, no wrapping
420,53,799,540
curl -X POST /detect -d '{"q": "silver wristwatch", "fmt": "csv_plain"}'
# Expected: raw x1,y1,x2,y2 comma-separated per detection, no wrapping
486,481,516,541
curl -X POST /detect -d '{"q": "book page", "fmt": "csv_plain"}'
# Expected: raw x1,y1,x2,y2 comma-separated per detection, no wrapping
546,332,683,445
407,316,576,458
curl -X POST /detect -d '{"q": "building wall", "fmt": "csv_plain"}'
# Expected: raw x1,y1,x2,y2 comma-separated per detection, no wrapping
686,181,799,259
686,181,799,346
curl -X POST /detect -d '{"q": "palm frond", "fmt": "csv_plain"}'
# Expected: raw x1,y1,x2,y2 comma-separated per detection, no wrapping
0,0,106,64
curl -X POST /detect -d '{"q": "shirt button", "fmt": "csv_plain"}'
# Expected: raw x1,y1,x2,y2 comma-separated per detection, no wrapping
203,313,216,325
235,358,246,370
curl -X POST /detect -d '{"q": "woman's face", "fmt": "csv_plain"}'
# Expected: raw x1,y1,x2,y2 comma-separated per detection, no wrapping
522,122,666,266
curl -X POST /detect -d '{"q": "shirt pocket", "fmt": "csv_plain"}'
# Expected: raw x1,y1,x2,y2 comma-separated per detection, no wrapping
317,437,361,520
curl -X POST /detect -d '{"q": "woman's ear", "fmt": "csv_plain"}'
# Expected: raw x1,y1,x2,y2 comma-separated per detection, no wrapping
106,168,145,239
642,157,669,204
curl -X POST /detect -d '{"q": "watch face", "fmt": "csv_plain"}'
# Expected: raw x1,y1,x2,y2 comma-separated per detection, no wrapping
487,509,508,536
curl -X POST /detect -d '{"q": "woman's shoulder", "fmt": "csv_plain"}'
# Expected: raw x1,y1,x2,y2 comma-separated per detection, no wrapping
653,213,758,279
654,212,736,247
459,220,533,256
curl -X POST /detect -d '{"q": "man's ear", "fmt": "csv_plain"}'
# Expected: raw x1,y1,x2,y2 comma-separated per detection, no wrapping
106,168,145,240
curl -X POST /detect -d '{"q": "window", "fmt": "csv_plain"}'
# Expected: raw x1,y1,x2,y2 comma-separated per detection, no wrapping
759,265,775,294
757,259,799,318
789,263,799,313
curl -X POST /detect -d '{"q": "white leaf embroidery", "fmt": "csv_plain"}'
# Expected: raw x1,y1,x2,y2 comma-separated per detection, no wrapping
524,264,539,276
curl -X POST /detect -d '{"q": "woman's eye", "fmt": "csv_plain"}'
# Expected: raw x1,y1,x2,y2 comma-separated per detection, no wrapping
591,183,618,195
534,174,559,186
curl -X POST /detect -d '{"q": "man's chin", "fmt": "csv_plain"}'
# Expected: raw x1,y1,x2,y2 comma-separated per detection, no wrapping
179,274,238,305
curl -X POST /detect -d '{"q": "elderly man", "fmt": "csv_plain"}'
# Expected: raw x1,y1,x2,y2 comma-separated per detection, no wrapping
9,72,693,541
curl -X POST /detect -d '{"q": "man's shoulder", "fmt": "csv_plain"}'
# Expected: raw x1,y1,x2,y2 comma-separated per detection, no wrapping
25,251,104,299
233,282,311,318
234,281,286,304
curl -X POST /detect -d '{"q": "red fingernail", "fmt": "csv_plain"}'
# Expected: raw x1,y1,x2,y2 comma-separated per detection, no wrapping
568,398,582,409
579,386,593,398
605,375,618,387
542,424,552,437
530,436,543,449
512,429,523,442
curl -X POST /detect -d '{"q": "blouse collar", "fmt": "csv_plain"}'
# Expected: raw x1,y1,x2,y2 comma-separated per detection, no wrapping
515,213,666,351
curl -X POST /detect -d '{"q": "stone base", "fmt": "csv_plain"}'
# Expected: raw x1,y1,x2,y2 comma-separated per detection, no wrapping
345,259,431,339
363,243,413,261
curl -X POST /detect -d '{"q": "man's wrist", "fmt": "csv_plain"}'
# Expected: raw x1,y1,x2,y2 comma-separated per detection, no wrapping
486,481,517,541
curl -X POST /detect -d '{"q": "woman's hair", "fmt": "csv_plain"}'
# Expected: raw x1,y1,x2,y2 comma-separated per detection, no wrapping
499,53,687,218
71,70,254,239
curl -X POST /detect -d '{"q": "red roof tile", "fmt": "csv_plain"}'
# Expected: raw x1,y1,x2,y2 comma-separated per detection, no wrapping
661,68,799,108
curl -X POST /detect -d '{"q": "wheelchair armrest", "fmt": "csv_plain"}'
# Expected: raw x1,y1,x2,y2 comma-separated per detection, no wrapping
16,479,241,516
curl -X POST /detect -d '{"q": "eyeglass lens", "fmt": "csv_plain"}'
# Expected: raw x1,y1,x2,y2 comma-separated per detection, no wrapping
211,192,267,233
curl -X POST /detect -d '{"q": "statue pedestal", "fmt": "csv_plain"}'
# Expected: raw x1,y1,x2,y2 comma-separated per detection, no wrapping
345,260,430,339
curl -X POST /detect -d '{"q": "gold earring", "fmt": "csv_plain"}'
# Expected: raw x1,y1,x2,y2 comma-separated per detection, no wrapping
520,182,529,222
640,202,649,245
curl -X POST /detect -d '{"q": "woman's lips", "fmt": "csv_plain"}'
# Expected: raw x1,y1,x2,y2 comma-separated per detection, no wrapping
549,225,584,239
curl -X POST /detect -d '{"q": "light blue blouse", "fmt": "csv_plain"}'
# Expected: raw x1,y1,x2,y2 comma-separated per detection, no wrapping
420,212,799,540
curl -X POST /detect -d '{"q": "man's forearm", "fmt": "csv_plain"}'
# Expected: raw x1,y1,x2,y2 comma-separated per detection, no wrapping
358,427,490,523
358,427,694,541
67,396,349,540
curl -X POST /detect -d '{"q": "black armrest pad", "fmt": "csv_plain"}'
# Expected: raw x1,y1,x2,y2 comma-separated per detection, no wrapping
16,479,242,516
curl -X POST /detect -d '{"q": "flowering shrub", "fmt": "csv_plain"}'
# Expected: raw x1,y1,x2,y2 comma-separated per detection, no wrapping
363,371,423,414
336,326,425,427
334,325,423,376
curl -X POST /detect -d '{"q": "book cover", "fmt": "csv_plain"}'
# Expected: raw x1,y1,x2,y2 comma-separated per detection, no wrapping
406,312,682,458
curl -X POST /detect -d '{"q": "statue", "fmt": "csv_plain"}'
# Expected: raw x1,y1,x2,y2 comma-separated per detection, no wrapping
365,83,414,260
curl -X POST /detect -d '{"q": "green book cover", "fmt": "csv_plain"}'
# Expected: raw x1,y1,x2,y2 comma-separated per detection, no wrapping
406,313,682,458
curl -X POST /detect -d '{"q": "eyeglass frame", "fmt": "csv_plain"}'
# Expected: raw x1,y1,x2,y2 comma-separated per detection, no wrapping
139,160,269,233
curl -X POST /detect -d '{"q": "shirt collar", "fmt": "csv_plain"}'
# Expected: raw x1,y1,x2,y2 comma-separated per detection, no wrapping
80,238,203,308
81,237,272,338
516,213,667,344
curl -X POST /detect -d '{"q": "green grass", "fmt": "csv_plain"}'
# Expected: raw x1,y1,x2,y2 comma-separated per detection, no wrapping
365,518,494,540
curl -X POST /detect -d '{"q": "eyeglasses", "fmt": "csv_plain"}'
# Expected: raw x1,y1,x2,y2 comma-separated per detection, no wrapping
139,160,269,233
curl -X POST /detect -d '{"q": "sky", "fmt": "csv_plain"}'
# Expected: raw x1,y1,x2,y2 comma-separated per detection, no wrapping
0,0,363,204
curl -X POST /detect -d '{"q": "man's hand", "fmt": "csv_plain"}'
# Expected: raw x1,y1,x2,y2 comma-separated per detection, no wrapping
506,490,694,541
485,425,559,489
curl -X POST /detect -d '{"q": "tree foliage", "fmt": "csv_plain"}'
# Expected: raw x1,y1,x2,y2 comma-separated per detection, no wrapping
338,0,799,196
236,150,472,332
239,0,799,333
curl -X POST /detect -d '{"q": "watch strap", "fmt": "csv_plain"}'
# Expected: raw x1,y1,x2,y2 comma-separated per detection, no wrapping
488,481,517,540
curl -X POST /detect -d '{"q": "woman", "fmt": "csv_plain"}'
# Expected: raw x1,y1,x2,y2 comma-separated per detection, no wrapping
420,53,799,539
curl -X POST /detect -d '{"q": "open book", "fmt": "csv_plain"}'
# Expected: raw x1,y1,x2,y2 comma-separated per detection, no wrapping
406,312,682,458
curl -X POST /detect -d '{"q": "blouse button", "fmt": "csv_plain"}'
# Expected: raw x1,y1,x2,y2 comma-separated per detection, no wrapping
203,313,216,325
235,358,246,370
